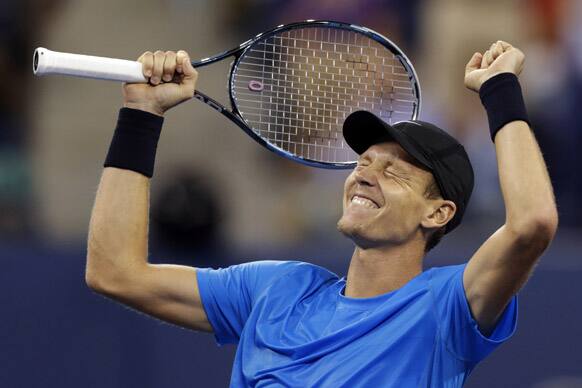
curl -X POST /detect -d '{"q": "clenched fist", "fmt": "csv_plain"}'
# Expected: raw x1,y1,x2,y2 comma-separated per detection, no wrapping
464,41,524,93
123,50,198,116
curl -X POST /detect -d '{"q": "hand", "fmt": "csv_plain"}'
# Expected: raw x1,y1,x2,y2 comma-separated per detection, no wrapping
464,41,525,93
122,50,198,116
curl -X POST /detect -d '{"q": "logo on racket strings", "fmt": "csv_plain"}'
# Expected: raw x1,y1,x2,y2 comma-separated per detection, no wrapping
248,80,264,92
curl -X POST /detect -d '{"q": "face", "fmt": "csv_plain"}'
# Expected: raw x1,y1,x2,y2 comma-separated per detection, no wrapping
337,141,440,249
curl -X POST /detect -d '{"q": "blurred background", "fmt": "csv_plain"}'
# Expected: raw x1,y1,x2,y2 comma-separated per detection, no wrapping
1,0,581,386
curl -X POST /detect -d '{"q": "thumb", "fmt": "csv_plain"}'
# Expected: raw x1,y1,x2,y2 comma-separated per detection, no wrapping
465,52,482,75
498,40,513,52
179,54,197,98
181,55,197,81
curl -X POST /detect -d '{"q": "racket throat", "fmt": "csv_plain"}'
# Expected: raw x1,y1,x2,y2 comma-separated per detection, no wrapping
194,91,224,113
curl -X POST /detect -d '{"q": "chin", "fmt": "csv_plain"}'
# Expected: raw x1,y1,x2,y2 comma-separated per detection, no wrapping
337,213,358,236
337,216,382,249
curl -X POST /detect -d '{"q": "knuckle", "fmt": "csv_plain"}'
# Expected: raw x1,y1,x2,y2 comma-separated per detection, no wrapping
139,51,152,62
177,50,189,60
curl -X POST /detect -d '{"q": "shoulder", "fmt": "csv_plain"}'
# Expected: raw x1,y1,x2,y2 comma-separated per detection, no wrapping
233,259,332,275
424,263,467,292
425,263,466,280
202,260,338,289
248,260,338,282
247,260,339,295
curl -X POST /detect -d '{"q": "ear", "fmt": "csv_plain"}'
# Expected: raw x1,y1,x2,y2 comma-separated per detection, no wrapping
421,199,457,230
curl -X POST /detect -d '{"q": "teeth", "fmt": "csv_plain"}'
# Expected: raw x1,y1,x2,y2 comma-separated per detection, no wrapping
351,195,379,209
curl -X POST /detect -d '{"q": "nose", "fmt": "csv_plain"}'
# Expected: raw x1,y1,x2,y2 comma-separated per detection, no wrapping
354,165,379,187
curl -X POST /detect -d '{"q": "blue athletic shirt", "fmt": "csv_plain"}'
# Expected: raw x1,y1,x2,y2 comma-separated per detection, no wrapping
197,261,517,387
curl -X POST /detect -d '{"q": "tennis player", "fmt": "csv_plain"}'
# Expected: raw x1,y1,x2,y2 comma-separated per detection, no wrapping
86,41,557,387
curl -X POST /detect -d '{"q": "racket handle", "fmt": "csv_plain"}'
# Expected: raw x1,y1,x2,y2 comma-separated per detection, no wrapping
32,47,148,83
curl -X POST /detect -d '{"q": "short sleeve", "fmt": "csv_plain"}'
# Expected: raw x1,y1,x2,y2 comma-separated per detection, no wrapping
196,260,299,345
429,264,518,363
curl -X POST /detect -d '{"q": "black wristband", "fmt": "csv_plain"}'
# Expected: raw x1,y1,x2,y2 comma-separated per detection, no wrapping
479,73,529,142
104,108,164,178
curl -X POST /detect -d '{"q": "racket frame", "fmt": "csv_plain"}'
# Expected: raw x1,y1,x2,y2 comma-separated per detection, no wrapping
192,20,421,169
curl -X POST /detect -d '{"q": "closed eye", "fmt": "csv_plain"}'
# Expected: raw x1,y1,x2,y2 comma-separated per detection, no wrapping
384,168,401,177
384,169,413,186
356,159,371,168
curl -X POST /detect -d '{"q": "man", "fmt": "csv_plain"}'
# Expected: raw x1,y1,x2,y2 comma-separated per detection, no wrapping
86,42,557,386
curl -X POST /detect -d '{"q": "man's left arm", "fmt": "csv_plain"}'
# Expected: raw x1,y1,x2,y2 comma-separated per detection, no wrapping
463,41,559,335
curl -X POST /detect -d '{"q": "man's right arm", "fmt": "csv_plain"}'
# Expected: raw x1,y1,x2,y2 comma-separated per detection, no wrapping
85,50,212,332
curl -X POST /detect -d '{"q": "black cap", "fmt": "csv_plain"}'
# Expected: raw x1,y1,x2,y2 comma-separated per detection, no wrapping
343,110,474,233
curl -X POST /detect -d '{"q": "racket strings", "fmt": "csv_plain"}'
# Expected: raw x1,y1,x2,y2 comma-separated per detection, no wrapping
232,26,418,164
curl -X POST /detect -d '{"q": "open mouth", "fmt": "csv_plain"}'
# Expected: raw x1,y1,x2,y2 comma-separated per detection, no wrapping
351,195,380,209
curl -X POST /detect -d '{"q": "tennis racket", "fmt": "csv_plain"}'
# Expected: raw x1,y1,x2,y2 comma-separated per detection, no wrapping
33,20,420,169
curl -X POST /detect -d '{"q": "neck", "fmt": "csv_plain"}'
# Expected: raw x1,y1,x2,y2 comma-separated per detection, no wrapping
344,241,424,298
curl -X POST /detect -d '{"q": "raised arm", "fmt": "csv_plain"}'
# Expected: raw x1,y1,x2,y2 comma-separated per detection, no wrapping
462,41,558,334
85,50,212,332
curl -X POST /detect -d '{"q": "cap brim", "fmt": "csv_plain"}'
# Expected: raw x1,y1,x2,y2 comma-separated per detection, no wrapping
343,111,432,169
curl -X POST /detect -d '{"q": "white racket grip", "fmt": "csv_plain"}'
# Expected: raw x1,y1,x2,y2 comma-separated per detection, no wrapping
33,47,148,83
